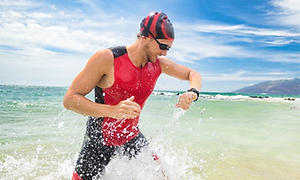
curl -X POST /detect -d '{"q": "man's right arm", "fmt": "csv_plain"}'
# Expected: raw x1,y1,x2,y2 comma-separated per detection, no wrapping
63,49,141,119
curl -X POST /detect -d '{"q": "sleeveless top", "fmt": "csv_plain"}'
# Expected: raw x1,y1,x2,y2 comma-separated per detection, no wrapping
94,46,161,146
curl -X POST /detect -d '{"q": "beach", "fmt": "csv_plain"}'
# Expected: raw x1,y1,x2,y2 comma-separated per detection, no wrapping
0,85,299,180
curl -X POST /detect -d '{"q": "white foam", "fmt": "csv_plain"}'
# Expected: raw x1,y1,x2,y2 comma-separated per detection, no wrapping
0,155,75,180
152,91,299,102
99,144,202,180
100,147,173,180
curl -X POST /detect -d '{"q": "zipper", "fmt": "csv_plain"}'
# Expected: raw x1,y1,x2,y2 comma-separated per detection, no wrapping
139,66,142,95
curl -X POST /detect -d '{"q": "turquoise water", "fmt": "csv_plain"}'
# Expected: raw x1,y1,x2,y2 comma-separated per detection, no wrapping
0,85,299,179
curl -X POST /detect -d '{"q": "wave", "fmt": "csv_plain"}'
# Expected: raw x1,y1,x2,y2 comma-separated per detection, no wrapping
152,91,299,102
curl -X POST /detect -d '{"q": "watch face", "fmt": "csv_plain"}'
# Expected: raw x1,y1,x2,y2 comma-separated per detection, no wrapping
188,88,199,102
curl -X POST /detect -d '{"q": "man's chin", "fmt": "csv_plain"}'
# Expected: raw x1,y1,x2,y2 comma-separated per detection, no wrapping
154,55,160,61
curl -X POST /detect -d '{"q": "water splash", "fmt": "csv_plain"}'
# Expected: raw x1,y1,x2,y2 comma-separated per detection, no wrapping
162,108,186,133
0,155,75,180
173,107,186,121
50,109,67,125
100,147,178,180
98,145,202,180
95,107,203,180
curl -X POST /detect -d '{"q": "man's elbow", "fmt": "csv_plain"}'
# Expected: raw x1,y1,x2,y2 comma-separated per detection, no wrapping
63,93,73,110
189,70,202,80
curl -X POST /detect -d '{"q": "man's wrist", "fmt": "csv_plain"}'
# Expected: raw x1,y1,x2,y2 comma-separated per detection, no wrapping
187,88,199,102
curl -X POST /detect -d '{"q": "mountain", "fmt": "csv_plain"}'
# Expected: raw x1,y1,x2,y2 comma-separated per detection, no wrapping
232,78,300,95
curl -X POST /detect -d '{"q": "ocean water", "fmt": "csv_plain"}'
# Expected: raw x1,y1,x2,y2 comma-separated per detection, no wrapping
0,85,299,180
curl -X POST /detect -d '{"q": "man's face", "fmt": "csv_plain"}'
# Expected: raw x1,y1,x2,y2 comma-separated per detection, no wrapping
144,38,173,63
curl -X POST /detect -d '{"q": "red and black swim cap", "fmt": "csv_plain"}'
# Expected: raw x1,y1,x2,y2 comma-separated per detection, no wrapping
140,11,175,40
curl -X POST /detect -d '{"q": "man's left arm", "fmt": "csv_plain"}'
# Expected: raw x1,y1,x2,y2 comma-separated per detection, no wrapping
159,57,202,110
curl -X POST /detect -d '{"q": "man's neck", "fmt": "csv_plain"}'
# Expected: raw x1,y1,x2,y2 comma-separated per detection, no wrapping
126,40,148,67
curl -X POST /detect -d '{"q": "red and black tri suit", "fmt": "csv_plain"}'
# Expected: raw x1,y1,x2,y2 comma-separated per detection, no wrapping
74,46,161,180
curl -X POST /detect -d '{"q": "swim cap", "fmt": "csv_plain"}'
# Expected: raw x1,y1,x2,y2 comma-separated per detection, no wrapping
140,11,175,40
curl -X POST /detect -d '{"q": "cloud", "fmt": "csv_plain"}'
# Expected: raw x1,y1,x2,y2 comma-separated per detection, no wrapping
170,16,300,64
0,0,140,86
0,3,137,58
0,0,31,6
203,70,294,82
262,52,300,63
1,0,298,64
265,39,297,45
176,15,300,37
0,0,299,90
170,0,300,65
188,22,300,44
169,26,252,63
270,0,300,27
192,23,300,37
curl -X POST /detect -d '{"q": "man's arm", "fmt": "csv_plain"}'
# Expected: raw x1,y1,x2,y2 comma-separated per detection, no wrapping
63,49,141,119
159,57,202,110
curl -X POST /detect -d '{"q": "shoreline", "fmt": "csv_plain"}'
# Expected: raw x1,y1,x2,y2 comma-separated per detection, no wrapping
1,84,299,102
152,91,300,102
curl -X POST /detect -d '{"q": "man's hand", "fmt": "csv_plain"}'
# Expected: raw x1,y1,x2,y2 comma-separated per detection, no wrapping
175,92,197,110
112,96,141,119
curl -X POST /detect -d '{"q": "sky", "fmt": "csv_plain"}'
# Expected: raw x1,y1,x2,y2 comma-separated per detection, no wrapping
0,0,299,92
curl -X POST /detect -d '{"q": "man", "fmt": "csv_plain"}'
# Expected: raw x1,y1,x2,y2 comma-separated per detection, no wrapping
64,11,202,180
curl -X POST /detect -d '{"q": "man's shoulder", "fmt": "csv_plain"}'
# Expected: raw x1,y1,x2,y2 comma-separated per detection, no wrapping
157,56,180,74
157,56,174,66
108,46,127,59
88,48,114,67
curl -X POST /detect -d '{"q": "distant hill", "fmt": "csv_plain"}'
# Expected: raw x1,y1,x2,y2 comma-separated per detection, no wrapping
232,78,300,95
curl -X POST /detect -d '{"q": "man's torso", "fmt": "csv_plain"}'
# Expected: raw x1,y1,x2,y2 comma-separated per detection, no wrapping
95,46,161,146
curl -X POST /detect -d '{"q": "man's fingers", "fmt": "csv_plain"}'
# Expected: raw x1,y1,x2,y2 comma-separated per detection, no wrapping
118,99,141,119
123,98,141,111
175,93,195,110
127,96,135,101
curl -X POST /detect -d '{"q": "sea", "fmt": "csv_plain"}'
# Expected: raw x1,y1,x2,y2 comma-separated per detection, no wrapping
0,85,299,180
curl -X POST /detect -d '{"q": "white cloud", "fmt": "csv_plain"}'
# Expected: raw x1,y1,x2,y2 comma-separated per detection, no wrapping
170,18,300,64
0,0,138,87
203,70,293,82
170,30,252,63
27,12,54,19
0,10,130,56
272,0,300,12
0,0,31,6
189,22,300,37
265,39,297,45
266,72,291,75
0,0,299,91
270,0,300,27
1,0,298,64
172,1,300,64
155,74,189,91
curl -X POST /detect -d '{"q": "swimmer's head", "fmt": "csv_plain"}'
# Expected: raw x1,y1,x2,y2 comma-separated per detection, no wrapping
140,11,175,40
